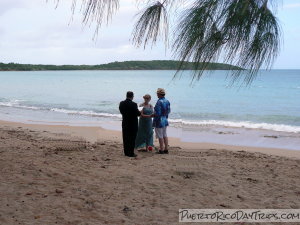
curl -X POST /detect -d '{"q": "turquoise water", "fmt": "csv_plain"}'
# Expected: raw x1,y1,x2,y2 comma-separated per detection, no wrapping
0,70,299,133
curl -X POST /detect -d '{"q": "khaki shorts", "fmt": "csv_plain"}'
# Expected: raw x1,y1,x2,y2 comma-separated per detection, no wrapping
155,127,167,139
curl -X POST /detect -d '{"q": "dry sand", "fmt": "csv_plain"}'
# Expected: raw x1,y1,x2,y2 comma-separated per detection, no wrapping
1,120,300,225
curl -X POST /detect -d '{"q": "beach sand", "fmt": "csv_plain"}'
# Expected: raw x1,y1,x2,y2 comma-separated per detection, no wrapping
1,120,300,225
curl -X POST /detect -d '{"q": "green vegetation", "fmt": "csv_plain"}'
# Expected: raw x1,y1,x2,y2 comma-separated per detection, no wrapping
0,61,242,71
53,1,281,84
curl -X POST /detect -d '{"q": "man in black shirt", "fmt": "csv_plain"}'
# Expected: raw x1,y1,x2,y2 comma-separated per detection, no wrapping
119,91,141,157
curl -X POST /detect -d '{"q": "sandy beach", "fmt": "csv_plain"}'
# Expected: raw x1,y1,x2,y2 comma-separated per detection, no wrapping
1,120,300,225
1,0,299,224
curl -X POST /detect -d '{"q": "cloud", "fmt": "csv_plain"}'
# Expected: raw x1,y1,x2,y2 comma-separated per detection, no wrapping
0,0,299,68
283,3,300,9
0,0,28,16
0,0,172,65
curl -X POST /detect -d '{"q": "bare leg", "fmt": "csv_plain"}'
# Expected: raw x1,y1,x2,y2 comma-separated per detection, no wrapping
163,137,168,150
159,138,164,151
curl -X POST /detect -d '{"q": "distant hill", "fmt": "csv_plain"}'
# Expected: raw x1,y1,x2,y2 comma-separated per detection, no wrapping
0,60,242,71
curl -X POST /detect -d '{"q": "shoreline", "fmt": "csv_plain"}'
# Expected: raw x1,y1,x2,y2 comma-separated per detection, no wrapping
1,119,300,159
0,105,299,151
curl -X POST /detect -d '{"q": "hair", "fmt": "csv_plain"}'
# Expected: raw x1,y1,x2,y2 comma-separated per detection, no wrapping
156,88,166,96
143,94,151,99
126,91,134,98
157,93,165,97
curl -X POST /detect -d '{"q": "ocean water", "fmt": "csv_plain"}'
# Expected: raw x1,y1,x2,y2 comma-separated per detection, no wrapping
0,70,299,149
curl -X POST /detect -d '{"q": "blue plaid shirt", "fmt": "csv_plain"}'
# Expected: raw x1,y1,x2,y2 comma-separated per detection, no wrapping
153,97,171,128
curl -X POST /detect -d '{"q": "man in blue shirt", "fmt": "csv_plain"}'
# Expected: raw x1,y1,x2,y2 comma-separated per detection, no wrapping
153,88,171,154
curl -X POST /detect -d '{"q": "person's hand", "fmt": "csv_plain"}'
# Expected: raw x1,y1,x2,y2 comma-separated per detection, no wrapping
141,113,148,118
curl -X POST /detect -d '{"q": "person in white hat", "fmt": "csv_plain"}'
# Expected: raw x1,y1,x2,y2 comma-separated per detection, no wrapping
153,88,171,154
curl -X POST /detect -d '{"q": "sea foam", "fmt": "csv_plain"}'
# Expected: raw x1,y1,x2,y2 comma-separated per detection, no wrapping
180,120,300,133
1,99,299,133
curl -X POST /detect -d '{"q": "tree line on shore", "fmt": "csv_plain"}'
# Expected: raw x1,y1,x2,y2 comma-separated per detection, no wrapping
0,60,242,71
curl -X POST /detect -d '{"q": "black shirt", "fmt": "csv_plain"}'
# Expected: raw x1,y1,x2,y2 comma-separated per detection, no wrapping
119,99,141,131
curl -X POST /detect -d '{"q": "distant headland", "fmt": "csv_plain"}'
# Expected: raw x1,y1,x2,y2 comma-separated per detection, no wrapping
0,60,242,71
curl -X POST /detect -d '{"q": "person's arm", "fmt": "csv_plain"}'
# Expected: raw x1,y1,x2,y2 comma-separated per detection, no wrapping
139,103,147,117
150,104,155,117
154,101,162,117
119,102,124,115
167,101,171,118
141,110,151,118
140,108,146,117
134,103,141,117
140,106,152,118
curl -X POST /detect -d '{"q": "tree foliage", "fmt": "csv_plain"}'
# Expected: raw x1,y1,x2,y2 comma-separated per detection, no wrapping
52,0,281,84
0,61,241,71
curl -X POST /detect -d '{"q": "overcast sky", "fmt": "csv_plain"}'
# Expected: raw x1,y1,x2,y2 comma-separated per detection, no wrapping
0,0,299,68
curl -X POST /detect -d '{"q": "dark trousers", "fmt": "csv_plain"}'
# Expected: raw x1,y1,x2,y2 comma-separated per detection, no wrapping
122,129,137,156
